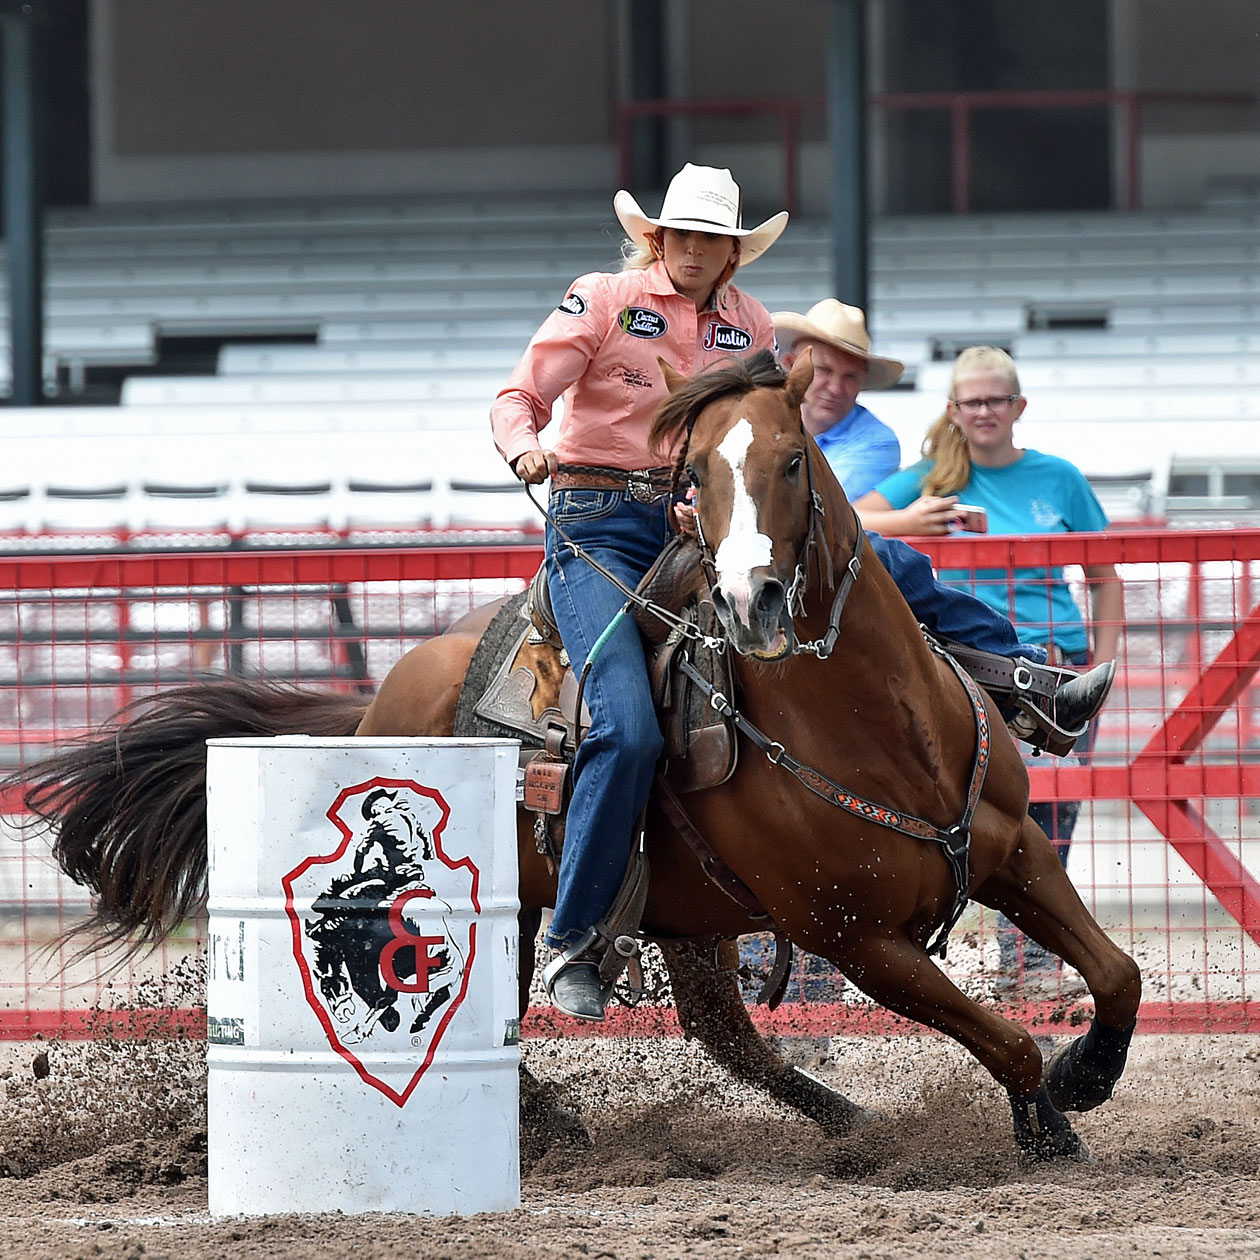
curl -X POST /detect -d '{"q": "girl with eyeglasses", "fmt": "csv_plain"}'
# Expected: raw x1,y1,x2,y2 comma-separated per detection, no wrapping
854,345,1123,999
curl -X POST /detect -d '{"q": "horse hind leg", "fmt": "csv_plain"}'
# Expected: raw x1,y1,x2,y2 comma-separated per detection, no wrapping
976,813,1142,1114
659,937,868,1137
837,929,1088,1161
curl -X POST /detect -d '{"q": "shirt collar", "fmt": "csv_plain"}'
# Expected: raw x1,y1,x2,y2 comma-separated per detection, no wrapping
644,259,735,311
815,402,863,442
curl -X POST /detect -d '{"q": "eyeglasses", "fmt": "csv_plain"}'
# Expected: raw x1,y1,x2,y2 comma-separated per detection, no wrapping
951,394,1021,415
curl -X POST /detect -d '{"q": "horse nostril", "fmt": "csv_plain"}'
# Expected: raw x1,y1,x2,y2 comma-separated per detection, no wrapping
711,587,731,619
755,580,785,621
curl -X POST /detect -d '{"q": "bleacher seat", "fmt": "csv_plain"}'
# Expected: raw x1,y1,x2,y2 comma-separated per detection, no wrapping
0,193,1252,539
343,476,435,533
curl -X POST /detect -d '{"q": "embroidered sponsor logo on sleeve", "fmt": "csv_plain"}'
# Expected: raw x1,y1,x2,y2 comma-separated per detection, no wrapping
618,307,668,339
703,320,753,352
558,291,588,316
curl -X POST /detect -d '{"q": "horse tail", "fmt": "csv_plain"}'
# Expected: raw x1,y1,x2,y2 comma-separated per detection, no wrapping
6,678,369,953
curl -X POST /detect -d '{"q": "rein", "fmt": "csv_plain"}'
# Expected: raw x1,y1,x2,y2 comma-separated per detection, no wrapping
524,478,725,654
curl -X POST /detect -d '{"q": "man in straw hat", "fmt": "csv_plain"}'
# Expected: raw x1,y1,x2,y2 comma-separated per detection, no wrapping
491,163,787,1022
773,299,905,500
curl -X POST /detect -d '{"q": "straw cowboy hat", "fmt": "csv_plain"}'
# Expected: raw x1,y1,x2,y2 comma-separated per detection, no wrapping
772,299,905,389
613,163,788,267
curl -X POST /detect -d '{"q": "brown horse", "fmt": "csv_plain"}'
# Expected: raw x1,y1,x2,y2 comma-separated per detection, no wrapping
14,350,1140,1161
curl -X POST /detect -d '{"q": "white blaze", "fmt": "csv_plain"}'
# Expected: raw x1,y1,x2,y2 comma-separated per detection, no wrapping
712,417,773,622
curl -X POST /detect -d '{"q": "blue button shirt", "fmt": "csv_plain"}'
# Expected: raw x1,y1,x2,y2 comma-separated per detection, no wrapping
813,402,901,500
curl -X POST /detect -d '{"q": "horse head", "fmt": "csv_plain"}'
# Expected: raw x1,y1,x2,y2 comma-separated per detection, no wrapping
652,347,853,661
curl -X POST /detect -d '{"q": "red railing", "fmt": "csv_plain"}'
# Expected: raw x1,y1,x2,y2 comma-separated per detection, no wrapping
616,89,1255,215
1,529,1256,1037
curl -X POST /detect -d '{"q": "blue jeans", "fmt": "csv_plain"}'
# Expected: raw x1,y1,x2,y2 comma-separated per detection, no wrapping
543,490,670,950
999,648,1090,974
868,533,1047,666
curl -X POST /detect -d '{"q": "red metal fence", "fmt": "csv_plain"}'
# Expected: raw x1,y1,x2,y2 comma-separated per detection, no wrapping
1,529,1257,1037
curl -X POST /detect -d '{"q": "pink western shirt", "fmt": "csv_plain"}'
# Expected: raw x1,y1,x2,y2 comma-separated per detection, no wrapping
490,260,776,472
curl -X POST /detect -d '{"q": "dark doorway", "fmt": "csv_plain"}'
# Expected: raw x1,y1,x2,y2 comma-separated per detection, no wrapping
0,0,90,215
881,0,1110,214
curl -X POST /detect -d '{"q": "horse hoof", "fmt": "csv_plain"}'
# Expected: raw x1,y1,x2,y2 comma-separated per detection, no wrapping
1044,1017,1134,1114
1009,1085,1093,1163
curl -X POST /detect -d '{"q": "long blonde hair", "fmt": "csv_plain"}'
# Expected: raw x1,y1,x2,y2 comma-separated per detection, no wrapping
920,346,1021,497
619,229,740,308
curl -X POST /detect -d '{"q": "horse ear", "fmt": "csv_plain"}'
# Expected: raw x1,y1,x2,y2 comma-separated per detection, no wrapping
785,345,814,407
658,357,689,394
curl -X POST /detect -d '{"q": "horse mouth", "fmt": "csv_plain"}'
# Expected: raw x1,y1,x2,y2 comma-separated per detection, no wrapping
750,620,794,661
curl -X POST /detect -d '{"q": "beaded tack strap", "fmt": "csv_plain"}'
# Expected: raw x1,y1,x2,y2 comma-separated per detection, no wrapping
677,641,992,959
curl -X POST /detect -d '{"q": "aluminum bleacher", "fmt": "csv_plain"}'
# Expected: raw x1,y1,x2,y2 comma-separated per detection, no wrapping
0,195,1255,537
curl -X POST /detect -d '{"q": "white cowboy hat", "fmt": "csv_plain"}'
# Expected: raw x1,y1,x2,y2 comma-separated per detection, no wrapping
613,163,788,268
772,299,905,389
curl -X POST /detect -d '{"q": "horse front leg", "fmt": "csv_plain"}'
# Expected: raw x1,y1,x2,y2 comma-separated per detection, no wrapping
659,936,868,1136
837,929,1089,1162
977,814,1142,1114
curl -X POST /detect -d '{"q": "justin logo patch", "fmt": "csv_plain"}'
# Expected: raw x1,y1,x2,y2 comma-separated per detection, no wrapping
618,307,667,339
558,291,587,316
702,320,753,352
283,778,479,1106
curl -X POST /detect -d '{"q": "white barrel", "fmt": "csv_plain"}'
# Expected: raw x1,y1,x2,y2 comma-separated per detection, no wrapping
205,736,520,1217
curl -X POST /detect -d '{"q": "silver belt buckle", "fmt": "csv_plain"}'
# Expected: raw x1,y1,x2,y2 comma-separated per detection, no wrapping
627,470,658,503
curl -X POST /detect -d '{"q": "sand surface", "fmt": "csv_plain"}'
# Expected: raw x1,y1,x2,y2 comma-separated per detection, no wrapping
1,1023,1258,1260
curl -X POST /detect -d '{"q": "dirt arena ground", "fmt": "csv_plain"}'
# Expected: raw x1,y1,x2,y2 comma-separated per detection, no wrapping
1,1024,1258,1260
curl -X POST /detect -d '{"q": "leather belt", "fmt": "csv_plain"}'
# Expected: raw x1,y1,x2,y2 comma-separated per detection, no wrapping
550,465,674,503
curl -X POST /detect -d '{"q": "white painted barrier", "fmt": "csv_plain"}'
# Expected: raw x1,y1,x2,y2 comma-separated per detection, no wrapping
205,736,521,1217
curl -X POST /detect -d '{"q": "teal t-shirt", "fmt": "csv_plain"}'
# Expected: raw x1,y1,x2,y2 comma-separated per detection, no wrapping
874,449,1108,655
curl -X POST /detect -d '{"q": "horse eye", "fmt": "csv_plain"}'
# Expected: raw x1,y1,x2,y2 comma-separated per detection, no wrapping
786,453,803,478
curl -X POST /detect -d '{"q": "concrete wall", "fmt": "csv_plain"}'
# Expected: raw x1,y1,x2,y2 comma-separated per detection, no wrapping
92,0,618,201
89,0,1257,211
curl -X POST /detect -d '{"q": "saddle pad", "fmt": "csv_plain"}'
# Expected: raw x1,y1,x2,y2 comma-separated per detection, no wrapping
454,591,586,747
453,584,736,793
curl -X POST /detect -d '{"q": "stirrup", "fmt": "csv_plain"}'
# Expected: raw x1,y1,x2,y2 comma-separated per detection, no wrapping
933,636,1113,758
1008,659,1116,757
542,931,614,1022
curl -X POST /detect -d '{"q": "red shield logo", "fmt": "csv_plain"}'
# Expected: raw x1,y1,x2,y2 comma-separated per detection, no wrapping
282,777,481,1106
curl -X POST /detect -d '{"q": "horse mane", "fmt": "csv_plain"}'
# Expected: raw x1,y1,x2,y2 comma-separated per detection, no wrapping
649,349,787,486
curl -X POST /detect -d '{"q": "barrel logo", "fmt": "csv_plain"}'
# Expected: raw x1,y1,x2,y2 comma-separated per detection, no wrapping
282,779,480,1106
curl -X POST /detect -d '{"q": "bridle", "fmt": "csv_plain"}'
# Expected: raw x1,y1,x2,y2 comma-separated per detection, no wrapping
679,420,991,959
689,433,865,660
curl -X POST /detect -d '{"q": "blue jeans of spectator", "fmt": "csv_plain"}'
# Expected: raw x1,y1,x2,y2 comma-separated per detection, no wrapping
999,647,1091,975
543,489,669,951
868,533,1048,665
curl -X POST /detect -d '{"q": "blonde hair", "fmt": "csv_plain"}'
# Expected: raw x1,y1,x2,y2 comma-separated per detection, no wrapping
619,228,741,308
920,346,1022,497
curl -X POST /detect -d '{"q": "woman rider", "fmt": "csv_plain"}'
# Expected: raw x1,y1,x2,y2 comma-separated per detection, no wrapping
491,164,1113,1022
491,164,784,1020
